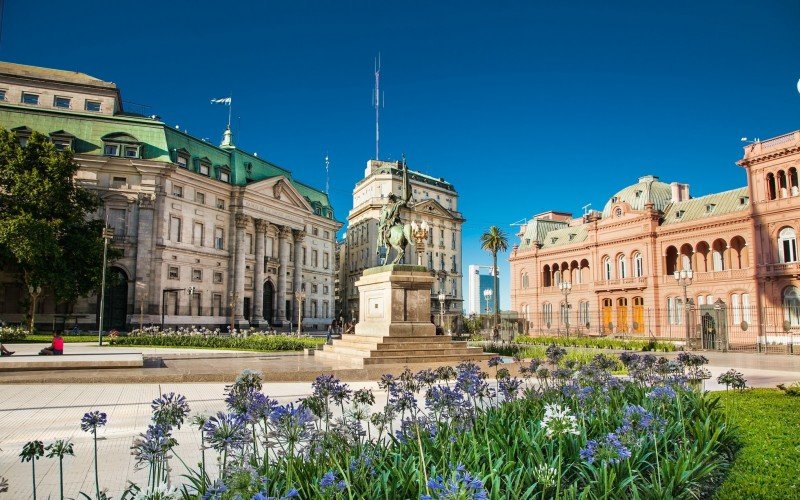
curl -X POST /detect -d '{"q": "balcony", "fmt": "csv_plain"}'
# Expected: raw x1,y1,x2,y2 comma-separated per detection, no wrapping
760,262,800,278
660,268,752,284
594,277,647,291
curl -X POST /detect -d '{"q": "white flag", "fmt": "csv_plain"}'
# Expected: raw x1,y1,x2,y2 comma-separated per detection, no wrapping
210,97,231,105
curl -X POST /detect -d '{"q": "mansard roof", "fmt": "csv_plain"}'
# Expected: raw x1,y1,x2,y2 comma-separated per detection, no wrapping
661,187,749,225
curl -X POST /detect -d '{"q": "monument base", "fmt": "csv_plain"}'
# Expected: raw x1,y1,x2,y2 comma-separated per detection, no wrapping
315,265,491,368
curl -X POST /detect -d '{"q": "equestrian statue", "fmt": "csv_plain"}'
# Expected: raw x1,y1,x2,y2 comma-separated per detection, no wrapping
377,158,412,265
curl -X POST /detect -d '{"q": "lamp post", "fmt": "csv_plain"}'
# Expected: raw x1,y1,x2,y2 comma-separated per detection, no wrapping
295,289,307,334
438,291,446,334
559,280,572,337
97,226,114,345
483,288,493,331
28,285,42,333
410,220,429,266
228,291,238,334
674,270,694,347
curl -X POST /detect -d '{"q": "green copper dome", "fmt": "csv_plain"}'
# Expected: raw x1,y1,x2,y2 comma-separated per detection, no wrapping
602,175,673,217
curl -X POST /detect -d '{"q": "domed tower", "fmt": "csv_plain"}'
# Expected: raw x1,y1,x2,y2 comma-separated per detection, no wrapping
602,175,674,218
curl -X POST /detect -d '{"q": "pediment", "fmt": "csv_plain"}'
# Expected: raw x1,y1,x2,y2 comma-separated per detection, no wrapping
412,198,452,217
244,176,312,212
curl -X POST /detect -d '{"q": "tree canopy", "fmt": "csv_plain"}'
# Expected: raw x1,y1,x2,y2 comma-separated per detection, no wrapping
0,128,117,305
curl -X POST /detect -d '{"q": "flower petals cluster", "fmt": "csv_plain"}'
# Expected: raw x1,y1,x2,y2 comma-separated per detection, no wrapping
540,403,580,438
80,410,108,433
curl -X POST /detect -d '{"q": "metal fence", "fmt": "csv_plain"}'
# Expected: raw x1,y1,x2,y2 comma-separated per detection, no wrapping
518,305,800,354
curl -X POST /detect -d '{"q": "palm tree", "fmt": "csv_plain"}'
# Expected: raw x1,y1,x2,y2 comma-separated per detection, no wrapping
480,226,509,328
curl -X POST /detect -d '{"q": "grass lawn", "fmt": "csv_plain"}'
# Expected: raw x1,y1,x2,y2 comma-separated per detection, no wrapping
12,334,98,343
714,389,800,499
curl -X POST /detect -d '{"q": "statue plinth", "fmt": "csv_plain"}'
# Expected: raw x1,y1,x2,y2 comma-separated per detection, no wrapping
355,265,436,338
315,265,492,368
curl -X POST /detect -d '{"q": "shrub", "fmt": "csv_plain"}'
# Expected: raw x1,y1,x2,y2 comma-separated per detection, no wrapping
777,381,800,397
0,326,27,342
110,333,324,351
514,335,676,352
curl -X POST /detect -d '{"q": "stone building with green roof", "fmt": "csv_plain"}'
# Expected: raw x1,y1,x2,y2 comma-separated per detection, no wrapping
0,61,341,330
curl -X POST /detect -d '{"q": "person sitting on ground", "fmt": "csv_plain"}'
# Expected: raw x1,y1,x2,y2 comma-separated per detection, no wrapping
0,344,13,356
39,332,64,356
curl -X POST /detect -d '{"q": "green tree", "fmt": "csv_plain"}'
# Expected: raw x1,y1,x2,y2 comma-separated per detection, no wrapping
0,129,117,315
480,225,508,328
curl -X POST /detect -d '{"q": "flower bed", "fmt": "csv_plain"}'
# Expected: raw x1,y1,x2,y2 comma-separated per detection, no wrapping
11,352,740,499
514,335,677,352
109,333,323,352
0,326,28,342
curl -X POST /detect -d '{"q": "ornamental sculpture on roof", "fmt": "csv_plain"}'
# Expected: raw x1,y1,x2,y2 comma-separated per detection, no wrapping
376,156,412,265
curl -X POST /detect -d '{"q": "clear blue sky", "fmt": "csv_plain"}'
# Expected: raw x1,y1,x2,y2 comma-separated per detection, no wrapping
2,1,799,309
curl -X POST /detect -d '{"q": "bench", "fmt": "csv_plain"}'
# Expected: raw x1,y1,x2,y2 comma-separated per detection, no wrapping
0,353,143,371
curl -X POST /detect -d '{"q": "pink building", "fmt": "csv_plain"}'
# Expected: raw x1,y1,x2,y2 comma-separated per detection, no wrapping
509,129,800,351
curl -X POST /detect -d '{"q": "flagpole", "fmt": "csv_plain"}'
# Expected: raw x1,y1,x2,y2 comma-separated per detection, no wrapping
227,94,232,130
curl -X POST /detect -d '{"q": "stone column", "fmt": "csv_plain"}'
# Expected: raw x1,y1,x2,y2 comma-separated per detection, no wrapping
293,229,306,321
234,213,248,321
276,225,292,324
252,219,267,325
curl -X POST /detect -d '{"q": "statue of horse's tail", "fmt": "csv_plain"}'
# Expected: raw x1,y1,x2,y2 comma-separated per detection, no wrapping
403,223,412,245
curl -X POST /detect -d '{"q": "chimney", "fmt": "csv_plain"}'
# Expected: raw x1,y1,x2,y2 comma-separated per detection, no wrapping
670,182,689,203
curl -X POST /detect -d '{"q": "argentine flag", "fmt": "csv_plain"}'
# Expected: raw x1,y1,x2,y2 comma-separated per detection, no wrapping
210,97,231,105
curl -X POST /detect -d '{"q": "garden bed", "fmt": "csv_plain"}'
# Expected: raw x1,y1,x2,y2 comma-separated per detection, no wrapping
109,334,324,352
513,335,676,352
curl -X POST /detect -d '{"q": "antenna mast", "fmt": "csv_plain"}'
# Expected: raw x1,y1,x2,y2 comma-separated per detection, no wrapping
373,53,382,161
324,152,330,194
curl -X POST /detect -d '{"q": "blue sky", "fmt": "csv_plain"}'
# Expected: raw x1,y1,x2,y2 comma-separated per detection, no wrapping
2,1,799,309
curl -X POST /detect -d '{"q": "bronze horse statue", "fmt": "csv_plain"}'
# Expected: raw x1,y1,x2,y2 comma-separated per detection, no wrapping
382,220,412,265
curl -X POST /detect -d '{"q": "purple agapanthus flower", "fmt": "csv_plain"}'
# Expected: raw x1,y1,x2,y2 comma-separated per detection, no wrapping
151,392,190,430
80,411,107,433
423,464,488,500
580,432,631,465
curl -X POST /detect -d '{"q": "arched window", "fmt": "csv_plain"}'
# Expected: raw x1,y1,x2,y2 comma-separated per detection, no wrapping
554,270,562,285
712,239,726,271
778,227,797,263
791,167,799,196
633,252,644,277
779,170,788,198
603,256,612,280
766,172,777,201
783,286,800,327
617,254,627,279
542,265,551,287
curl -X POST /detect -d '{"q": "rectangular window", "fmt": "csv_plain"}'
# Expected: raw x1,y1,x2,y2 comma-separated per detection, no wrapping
324,230,330,239
169,216,182,242
54,96,71,108
195,192,205,204
266,237,274,257
312,227,319,236
213,272,223,284
323,252,329,269
22,92,39,105
212,294,223,316
216,198,225,210
289,244,294,262
193,222,204,246
199,163,210,176
312,249,318,267
323,285,329,294
53,140,71,151
85,100,101,112
172,185,183,198
124,146,139,158
247,234,254,254
111,176,127,188
191,292,202,316
219,171,230,182
312,284,318,293
0,89,6,101
192,269,202,281
168,266,179,280
214,227,224,250
452,231,456,250
110,208,126,237
177,156,188,168
302,247,307,265
103,144,119,156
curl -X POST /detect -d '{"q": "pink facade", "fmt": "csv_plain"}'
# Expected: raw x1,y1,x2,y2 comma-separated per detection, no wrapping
510,129,800,349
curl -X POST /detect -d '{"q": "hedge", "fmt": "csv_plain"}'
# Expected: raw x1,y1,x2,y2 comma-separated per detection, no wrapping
109,334,325,351
514,335,676,352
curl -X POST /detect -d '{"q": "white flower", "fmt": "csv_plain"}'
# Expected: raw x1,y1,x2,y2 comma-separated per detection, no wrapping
532,463,557,488
131,482,180,499
540,403,580,438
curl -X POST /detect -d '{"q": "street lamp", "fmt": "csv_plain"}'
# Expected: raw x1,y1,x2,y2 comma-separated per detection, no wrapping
295,289,307,334
483,288,493,315
28,285,42,332
438,291,446,334
97,226,114,345
559,280,572,337
410,220,430,266
228,291,239,334
674,270,694,347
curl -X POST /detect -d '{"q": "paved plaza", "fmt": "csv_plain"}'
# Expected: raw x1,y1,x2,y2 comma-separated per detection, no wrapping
0,347,799,498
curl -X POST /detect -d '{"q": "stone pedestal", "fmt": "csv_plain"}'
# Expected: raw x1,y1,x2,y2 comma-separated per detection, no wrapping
355,265,436,338
316,265,490,367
